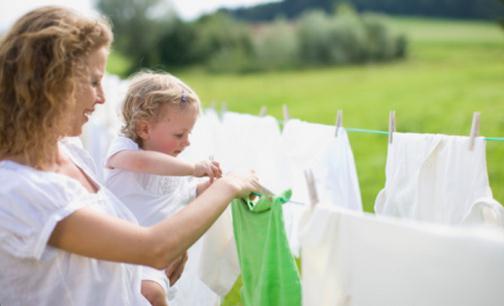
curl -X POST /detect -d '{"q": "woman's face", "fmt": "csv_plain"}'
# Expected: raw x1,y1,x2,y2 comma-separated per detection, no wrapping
68,47,108,136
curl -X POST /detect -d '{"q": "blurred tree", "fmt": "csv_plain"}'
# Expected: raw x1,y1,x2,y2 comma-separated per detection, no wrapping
225,0,504,22
253,18,300,71
96,0,177,73
156,18,198,69
193,13,254,73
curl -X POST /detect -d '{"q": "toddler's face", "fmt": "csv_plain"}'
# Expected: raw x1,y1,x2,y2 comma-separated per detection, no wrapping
142,103,198,156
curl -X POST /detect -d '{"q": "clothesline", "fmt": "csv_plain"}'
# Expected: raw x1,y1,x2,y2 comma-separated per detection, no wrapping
211,108,504,142
344,127,504,142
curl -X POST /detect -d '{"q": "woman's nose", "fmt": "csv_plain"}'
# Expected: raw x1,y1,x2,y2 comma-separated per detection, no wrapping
96,86,106,104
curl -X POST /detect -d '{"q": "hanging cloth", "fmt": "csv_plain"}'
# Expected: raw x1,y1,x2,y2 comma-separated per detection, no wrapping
231,190,301,306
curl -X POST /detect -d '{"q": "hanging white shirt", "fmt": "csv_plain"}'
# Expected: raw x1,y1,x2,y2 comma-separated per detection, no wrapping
375,132,493,224
0,139,149,306
299,205,504,306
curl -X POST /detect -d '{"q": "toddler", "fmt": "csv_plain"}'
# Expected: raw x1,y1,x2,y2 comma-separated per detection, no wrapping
105,71,221,306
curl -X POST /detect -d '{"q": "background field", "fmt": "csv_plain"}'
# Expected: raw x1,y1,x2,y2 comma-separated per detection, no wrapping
108,16,504,306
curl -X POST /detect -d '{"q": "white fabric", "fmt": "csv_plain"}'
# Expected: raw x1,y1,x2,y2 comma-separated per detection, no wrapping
197,206,240,297
169,238,221,306
0,139,149,306
281,119,362,209
281,119,362,256
105,136,197,227
462,197,504,227
300,205,504,306
180,108,221,163
217,112,290,193
375,132,493,224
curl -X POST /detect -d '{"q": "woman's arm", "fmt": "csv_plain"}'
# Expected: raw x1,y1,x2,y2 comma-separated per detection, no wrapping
48,172,258,269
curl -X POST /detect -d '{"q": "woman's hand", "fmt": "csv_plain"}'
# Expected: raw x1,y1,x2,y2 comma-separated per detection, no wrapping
164,251,188,286
218,170,261,198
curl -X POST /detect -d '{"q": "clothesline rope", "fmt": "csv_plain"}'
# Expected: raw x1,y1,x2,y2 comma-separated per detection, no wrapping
345,127,504,142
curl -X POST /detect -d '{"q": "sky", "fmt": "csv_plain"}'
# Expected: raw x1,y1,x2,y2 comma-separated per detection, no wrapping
0,0,277,31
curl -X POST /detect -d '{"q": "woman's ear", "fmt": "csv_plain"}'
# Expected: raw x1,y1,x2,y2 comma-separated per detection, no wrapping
136,120,151,141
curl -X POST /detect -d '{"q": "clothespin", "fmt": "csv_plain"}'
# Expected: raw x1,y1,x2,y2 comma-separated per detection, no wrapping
221,101,227,115
304,169,319,208
209,101,217,111
259,106,268,117
469,112,480,150
388,111,396,144
335,110,343,137
282,104,290,122
218,101,227,121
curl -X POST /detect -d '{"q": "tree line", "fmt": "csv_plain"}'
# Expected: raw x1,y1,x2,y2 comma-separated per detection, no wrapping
225,0,504,22
98,0,407,75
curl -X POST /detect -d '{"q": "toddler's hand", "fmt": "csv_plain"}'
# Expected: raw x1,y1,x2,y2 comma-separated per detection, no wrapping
193,160,222,179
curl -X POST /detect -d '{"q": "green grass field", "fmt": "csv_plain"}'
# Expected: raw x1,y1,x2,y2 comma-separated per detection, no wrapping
108,17,504,306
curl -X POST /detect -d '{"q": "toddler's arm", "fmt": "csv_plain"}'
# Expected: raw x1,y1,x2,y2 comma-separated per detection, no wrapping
107,149,195,176
107,150,222,179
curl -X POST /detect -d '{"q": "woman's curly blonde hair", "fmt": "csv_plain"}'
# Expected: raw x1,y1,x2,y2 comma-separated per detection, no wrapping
121,71,201,146
0,6,112,168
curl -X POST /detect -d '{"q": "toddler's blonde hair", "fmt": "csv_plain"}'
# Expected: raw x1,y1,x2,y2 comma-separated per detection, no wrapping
121,71,200,145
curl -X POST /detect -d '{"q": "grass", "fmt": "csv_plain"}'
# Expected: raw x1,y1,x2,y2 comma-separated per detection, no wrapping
109,17,504,306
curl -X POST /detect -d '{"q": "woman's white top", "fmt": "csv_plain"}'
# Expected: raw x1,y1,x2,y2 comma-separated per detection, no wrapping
105,136,197,227
0,139,150,306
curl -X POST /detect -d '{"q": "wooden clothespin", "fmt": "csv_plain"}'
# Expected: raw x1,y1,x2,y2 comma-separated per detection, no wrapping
282,104,290,122
304,169,319,208
469,112,480,150
259,106,268,117
220,101,227,120
388,111,396,144
335,110,343,137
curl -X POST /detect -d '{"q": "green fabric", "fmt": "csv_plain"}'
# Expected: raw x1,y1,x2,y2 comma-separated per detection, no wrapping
231,190,301,306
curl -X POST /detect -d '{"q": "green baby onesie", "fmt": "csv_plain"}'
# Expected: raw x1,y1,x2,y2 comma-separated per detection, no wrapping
231,190,301,306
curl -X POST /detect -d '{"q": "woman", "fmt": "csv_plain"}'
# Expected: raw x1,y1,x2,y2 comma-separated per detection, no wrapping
0,6,259,306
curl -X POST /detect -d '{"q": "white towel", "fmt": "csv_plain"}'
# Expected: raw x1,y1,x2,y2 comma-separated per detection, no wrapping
375,132,493,224
299,205,504,306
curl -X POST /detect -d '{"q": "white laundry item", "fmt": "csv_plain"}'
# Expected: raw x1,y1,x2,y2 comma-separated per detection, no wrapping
281,119,362,256
197,206,240,297
169,237,221,306
180,108,221,163
216,112,290,193
462,197,504,227
0,138,149,306
375,132,493,224
299,205,504,306
281,119,362,210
